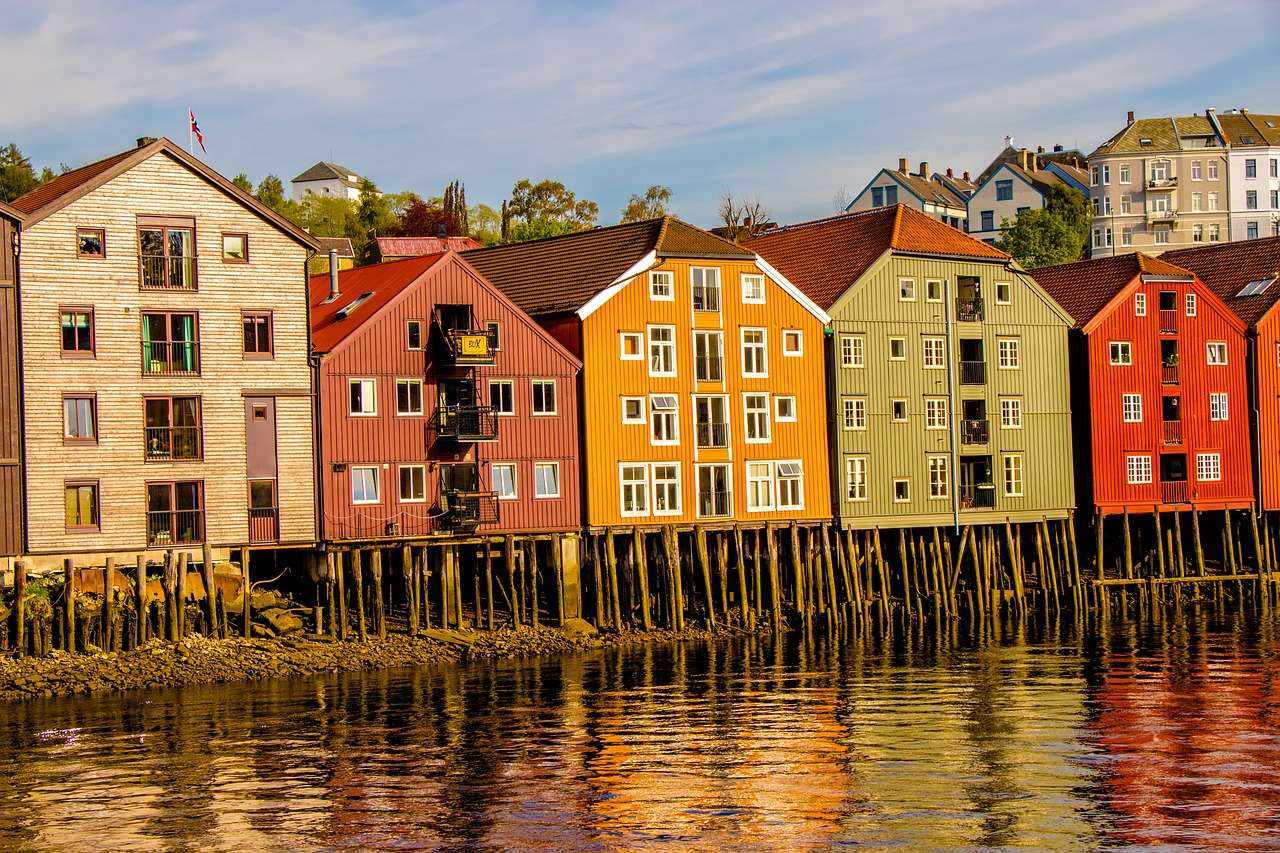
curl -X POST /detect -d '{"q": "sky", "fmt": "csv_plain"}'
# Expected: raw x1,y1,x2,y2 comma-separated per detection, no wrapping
3,0,1280,229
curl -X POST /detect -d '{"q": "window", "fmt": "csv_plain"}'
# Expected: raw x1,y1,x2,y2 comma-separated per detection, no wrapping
995,180,1013,201
885,186,898,205
692,267,721,312
1104,227,1113,247
1091,166,1099,186
1208,191,1219,210
221,233,248,262
775,396,796,421
649,326,676,376
1248,222,1260,240
1003,455,1023,497
1123,393,1143,422
651,395,679,445
891,399,908,422
777,461,803,509
841,335,864,368
532,379,557,414
922,337,945,368
1121,226,1134,246
846,457,868,502
1246,159,1258,179
1273,190,1280,209
349,378,377,415
1127,455,1152,485
650,270,673,300
1193,224,1204,243
899,278,916,301
1209,393,1228,421
534,462,560,497
60,309,94,356
871,187,883,207
621,464,648,515
782,329,802,356
843,398,866,430
1208,161,1219,180
981,210,994,231
695,396,729,448
744,394,770,442
622,397,645,424
696,330,725,386
1000,398,1022,429
741,273,765,303
620,331,643,360
1196,453,1221,482
65,482,99,530
1154,229,1170,246
1209,224,1220,242
138,220,196,290
491,463,516,499
893,479,910,503
1191,161,1202,181
1273,158,1279,179
1121,196,1132,214
489,380,514,414
144,396,201,460
997,338,1020,369
1135,293,1146,316
928,456,949,499
926,280,943,302
1247,190,1259,210
1092,228,1102,250
1110,342,1132,365
1191,192,1202,212
241,312,273,357
142,312,199,374
1120,164,1131,184
995,282,1011,305
399,465,426,502
925,398,947,429
406,320,422,350
146,480,205,544
1207,342,1227,364
741,328,767,376
888,337,906,360
653,464,681,514
351,467,379,503
1185,293,1197,317
395,379,423,416
77,228,104,258
747,461,774,511
697,464,731,518
487,321,501,352
63,396,96,442
1102,165,1111,184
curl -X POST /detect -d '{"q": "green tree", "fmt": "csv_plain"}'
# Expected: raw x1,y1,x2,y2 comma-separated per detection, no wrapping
443,180,469,236
384,191,423,219
1043,182,1091,248
995,184,1092,268
0,143,40,203
620,185,672,223
254,174,289,213
503,179,598,243
231,173,253,194
390,199,459,238
469,202,502,246
356,179,396,263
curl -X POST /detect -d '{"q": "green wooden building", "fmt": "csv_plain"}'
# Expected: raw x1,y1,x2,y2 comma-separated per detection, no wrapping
746,204,1075,531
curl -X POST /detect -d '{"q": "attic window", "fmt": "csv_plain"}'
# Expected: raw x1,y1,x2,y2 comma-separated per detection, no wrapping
1237,277,1277,297
1140,138,1153,146
336,291,374,320
1267,122,1277,129
1242,136,1256,144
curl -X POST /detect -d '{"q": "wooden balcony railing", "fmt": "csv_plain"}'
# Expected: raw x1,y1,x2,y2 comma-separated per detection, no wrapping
1159,310,1179,334
961,419,989,445
960,485,996,508
439,490,499,528
435,405,498,442
956,297,985,322
959,360,987,385
249,507,279,543
1161,480,1189,504
1163,419,1183,444
1161,364,1180,385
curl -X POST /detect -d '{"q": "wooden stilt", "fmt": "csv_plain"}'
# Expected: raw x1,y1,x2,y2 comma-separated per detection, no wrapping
1192,509,1206,577
846,528,864,614
1224,509,1237,575
589,533,604,628
898,527,915,623
968,527,986,621
766,525,782,628
1250,507,1265,575
352,549,367,638
1005,522,1025,617
752,528,764,623
484,541,494,631
13,561,25,657
789,521,806,621
1094,512,1106,580
524,540,538,629
176,551,189,637
1122,507,1134,580
605,528,622,630
820,523,838,625
135,556,147,646
1174,511,1187,577
503,535,519,627
873,527,890,620
370,549,385,638
948,526,970,596
1066,510,1083,611
101,557,114,650
695,524,716,629
161,553,176,643
552,533,566,627
632,527,651,631
733,523,750,626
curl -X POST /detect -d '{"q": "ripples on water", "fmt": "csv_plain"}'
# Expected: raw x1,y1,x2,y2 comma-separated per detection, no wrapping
0,607,1277,852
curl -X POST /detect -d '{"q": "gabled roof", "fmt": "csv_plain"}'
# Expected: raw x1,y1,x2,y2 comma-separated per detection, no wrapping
0,200,23,223
1090,115,1223,158
378,236,483,257
744,204,1009,310
292,161,363,186
316,237,355,258
1029,253,1196,331
975,146,1088,185
1214,112,1280,146
935,172,978,199
11,137,318,250
871,169,967,210
1163,236,1280,327
463,217,751,316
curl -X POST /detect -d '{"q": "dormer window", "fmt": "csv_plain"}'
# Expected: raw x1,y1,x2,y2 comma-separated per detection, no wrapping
336,292,373,320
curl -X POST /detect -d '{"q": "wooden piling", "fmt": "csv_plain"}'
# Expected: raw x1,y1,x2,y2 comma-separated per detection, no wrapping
845,528,864,613
352,549,367,638
1250,508,1265,575
161,553,176,642
1192,510,1206,577
631,527,651,631
766,525,782,628
968,527,987,621
484,541,495,631
13,561,25,657
1005,522,1025,616
525,539,539,629
176,551,189,637
1224,509,1237,575
752,528,765,622
1122,507,1134,580
788,521,806,621
199,543,215,636
101,557,114,651
371,549,385,638
552,533,566,627
604,528,620,630
503,535,519,627
873,527,889,620
734,523,750,626
694,525,715,628
820,523,838,624
898,527,915,622
1174,511,1187,577
1094,512,1105,580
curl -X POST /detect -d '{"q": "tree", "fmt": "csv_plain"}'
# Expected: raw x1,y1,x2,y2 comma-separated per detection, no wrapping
1043,182,1091,250
469,202,502,246
443,180,470,236
254,174,289,213
384,191,423,219
0,143,40,203
995,183,1092,268
231,173,254,194
502,179,598,243
356,179,397,263
389,199,459,238
716,191,773,242
620,185,672,223
832,184,851,213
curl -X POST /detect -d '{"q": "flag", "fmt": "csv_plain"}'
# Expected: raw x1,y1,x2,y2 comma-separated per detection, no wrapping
189,109,205,154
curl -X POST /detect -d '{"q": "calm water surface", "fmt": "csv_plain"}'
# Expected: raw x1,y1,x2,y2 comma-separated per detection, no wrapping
1,607,1278,852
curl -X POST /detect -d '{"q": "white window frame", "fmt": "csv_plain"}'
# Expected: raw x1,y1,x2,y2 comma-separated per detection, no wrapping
1122,393,1143,423
349,378,377,416
489,379,514,415
997,338,1020,369
619,331,644,361
531,379,557,415
406,319,422,350
775,395,797,422
533,462,560,498
622,396,646,424
620,463,649,517
922,337,945,368
398,463,427,503
1186,293,1197,317
928,456,949,500
846,456,868,502
926,280,943,303
888,337,907,361
777,460,804,510
741,328,768,377
691,267,722,313
1196,452,1221,482
1206,342,1228,365
1109,342,1132,365
1127,455,1152,485
891,398,908,422
1120,164,1131,184
1003,454,1023,497
743,393,771,443
995,282,1011,305
782,329,803,357
841,335,864,368
741,273,765,304
844,398,866,431
1000,398,1022,429
395,378,423,416
925,398,948,429
491,463,517,500
893,478,910,503
351,466,380,504
899,277,916,301
1209,393,1228,421
650,394,680,446
652,462,682,515
648,325,677,377
1135,293,1146,316
746,460,775,512
650,270,674,301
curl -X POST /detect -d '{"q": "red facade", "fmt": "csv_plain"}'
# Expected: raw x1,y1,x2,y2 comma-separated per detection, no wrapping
0,204,22,556
312,253,582,541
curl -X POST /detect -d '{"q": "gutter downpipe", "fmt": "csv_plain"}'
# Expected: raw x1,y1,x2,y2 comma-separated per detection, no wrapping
1248,329,1263,517
946,278,960,533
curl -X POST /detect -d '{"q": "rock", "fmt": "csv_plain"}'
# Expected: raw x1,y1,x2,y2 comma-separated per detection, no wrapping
261,608,304,636
559,618,598,639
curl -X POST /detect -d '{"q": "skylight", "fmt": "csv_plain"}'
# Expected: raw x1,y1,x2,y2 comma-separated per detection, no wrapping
1237,277,1277,297
1140,138,1153,146
336,291,375,319
1242,136,1256,144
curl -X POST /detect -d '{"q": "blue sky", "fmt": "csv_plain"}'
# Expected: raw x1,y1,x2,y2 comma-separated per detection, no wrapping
4,0,1280,228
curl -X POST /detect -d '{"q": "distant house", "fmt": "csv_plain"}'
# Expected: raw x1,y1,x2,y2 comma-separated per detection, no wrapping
845,159,968,230
291,162,368,200
309,237,356,276
374,236,483,263
967,150,1090,244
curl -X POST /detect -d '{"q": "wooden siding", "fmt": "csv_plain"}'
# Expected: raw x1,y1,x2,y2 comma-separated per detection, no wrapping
1256,313,1280,511
830,253,1076,528
1082,275,1251,513
0,214,21,555
319,255,581,539
18,153,316,556
580,257,831,528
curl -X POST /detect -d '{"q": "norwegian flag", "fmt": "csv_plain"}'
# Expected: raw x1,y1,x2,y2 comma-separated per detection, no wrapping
189,109,205,153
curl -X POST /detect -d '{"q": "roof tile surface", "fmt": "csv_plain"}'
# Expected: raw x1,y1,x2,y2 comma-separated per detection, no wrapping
1164,237,1280,327
378,236,483,257
10,148,136,215
1029,253,1193,330
310,254,447,352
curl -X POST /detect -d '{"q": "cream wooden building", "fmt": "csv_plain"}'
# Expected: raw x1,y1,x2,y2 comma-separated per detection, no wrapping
11,137,319,569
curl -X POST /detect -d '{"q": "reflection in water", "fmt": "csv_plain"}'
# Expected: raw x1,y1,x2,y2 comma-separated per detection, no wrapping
0,609,1275,852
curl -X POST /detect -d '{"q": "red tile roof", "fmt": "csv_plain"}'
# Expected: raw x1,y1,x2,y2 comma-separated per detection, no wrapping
10,148,136,216
310,254,447,352
1163,236,1280,327
743,204,1008,309
378,236,483,257
1029,253,1193,330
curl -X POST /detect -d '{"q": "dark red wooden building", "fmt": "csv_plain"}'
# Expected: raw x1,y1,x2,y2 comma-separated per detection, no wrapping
0,201,23,561
1032,253,1251,517
310,252,582,542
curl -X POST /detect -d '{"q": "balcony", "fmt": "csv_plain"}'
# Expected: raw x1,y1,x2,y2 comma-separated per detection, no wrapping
438,490,499,529
139,254,197,291
249,506,279,543
147,509,204,546
145,426,202,460
1147,177,1178,191
692,283,721,313
695,355,724,382
960,484,996,508
437,327,497,366
142,341,200,375
956,297,985,322
961,419,989,446
959,360,987,385
1162,364,1180,385
435,405,498,442
697,490,730,518
1146,208,1179,225
696,422,729,449
1161,480,1189,505
1159,310,1179,334
1163,420,1183,445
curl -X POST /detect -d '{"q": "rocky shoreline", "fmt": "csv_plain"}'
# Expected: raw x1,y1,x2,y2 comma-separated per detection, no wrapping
0,620,761,701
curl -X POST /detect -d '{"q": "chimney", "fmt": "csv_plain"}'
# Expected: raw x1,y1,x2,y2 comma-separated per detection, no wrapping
1242,108,1249,114
946,168,954,178
918,161,929,178
963,171,970,182
1004,135,1014,149
1127,110,1135,125
1037,146,1045,154
328,251,340,301
136,136,157,148
898,157,909,174
1053,144,1064,152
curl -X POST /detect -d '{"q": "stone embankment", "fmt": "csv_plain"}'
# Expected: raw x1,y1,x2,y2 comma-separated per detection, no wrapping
0,620,752,701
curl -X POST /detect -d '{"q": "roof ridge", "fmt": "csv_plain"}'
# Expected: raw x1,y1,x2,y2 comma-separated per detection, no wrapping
756,206,889,237
888,204,905,247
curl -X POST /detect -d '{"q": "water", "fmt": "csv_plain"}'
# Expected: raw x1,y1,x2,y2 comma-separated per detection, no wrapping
0,608,1278,852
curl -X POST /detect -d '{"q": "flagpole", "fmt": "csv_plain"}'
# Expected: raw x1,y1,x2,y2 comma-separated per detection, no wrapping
189,108,193,155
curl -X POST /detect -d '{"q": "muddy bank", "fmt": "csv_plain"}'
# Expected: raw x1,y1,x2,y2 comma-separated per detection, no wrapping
0,621,761,700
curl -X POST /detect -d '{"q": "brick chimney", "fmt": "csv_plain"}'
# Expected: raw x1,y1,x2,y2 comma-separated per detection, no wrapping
1127,110,1135,126
963,171,970,181
946,168,954,178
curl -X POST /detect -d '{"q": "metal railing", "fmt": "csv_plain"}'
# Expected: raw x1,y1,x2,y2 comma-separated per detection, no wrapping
1146,208,1179,224
145,426,202,460
435,405,498,441
140,254,197,290
249,507,279,543
960,485,996,508
147,509,204,546
961,419,989,445
697,490,730,518
1163,420,1183,444
439,490,499,527
696,422,729,449
1161,480,1188,504
1161,364,1180,385
692,284,721,312
956,297,985,322
142,341,200,374
959,360,986,385
1159,310,1179,334
695,355,724,382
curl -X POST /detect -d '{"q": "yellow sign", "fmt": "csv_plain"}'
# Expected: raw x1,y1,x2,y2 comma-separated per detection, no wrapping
457,334,490,356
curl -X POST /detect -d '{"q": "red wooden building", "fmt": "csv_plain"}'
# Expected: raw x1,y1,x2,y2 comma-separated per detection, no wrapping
0,201,23,565
310,252,582,543
1032,253,1251,518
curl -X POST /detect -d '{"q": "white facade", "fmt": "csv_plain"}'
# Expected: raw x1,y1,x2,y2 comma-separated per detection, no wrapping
1228,148,1280,242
